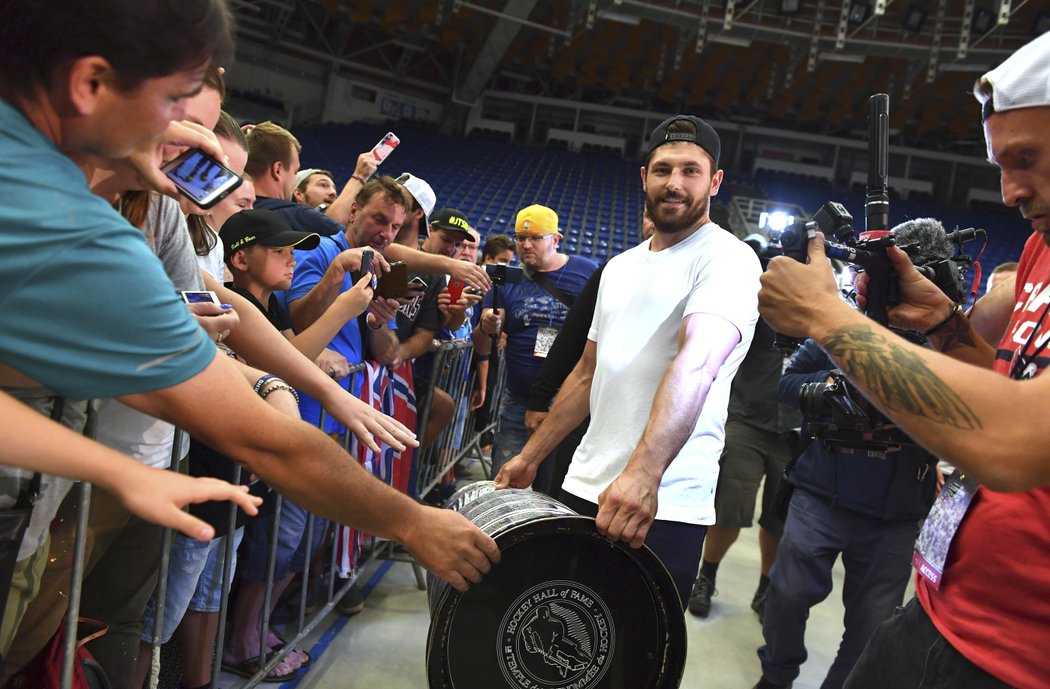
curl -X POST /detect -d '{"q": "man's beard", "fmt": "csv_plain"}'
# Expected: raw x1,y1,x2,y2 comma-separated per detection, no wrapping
645,191,710,235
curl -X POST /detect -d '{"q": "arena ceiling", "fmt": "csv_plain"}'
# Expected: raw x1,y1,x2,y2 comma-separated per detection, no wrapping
230,0,1048,150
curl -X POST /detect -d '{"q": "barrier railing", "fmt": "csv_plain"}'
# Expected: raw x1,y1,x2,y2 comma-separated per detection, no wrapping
15,344,507,689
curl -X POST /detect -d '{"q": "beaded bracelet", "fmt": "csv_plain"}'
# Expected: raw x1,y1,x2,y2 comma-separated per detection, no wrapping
259,383,300,405
351,174,367,184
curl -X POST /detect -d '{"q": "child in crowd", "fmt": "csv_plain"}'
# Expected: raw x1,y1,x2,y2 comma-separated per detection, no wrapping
218,208,375,677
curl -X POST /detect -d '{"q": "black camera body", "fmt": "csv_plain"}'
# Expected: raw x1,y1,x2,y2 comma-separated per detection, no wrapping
797,370,899,454
485,262,524,286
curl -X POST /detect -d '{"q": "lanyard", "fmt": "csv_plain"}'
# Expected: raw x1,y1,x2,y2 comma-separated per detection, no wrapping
1009,298,1050,380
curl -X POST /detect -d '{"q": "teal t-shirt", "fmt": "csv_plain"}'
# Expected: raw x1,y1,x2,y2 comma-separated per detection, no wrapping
0,100,216,400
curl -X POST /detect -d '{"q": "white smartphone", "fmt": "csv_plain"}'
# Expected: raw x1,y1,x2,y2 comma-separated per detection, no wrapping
163,148,243,209
181,290,221,305
370,132,400,164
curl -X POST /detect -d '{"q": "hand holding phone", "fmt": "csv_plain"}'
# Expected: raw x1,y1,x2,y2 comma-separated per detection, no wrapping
447,278,466,303
370,132,400,164
376,261,409,298
163,148,242,209
181,290,221,305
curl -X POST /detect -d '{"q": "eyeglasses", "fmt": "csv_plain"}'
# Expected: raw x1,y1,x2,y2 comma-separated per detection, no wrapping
515,233,555,243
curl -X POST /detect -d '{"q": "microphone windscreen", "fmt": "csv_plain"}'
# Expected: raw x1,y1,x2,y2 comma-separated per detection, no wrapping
891,217,952,265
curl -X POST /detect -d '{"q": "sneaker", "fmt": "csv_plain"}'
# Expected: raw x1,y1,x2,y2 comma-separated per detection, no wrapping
752,677,792,689
336,584,366,616
687,573,715,618
751,587,767,624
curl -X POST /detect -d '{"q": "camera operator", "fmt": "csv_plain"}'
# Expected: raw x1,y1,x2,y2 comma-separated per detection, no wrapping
754,339,938,689
758,32,1050,689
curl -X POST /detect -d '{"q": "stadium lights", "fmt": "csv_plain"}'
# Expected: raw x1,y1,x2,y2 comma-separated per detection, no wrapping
759,211,796,233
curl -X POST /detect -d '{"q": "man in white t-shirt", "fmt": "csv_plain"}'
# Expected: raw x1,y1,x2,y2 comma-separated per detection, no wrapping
496,115,761,606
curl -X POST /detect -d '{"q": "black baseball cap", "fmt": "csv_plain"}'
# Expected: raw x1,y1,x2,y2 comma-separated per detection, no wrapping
429,208,476,242
645,115,721,168
221,209,321,264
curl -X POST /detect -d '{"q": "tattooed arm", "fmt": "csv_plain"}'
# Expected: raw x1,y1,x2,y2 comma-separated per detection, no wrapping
759,232,1050,492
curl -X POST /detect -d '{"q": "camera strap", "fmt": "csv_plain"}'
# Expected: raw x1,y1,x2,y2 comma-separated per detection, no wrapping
522,268,575,309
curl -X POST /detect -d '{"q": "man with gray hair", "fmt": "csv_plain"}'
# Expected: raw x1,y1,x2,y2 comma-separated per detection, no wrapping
758,32,1050,689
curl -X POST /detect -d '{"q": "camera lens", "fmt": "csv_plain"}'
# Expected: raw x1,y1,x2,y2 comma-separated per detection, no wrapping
798,382,831,418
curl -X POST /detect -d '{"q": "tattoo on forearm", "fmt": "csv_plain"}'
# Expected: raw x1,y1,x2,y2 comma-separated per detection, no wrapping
931,310,976,353
823,326,982,430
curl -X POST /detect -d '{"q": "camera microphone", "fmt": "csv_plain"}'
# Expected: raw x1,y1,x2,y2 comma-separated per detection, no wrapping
890,217,954,265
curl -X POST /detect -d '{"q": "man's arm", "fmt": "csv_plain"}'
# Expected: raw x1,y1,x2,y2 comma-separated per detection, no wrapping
596,313,742,548
203,272,415,452
287,273,372,361
384,243,492,292
967,274,1017,349
760,233,1050,492
324,152,377,225
0,390,262,541
119,352,499,590
288,248,378,332
494,339,598,489
364,297,403,366
399,328,438,363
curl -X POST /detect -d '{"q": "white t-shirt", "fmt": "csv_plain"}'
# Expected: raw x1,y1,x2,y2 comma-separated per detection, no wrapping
560,222,761,525
196,226,225,282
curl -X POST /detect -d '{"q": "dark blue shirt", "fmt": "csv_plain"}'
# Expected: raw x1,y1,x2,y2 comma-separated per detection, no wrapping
254,196,345,236
482,255,599,396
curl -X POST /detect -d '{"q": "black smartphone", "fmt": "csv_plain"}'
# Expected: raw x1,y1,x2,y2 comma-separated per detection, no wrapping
359,249,374,287
162,147,243,209
376,261,408,298
485,262,524,285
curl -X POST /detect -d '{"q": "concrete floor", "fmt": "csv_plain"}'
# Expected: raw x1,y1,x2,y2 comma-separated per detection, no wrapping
217,457,909,689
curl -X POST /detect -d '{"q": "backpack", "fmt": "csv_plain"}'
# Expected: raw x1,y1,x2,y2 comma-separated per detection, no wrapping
9,618,112,689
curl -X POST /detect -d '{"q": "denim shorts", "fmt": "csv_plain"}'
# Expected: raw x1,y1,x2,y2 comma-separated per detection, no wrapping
239,499,325,582
140,526,244,645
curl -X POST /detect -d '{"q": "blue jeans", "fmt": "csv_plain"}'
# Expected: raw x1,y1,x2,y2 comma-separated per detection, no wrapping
758,488,918,689
141,526,244,645
490,390,556,493
843,597,1012,689
240,498,326,582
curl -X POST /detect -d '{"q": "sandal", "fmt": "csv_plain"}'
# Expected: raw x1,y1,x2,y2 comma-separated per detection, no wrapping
221,654,300,683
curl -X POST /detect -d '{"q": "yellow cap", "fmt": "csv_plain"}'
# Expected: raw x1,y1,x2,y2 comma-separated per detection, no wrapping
515,204,561,236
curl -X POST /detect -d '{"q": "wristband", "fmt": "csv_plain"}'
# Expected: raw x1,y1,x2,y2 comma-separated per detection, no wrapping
473,352,491,362
259,383,300,405
253,374,281,394
924,304,963,337
367,320,384,331
351,174,367,184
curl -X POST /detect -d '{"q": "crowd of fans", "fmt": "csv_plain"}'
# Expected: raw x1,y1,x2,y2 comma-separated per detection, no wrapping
2,3,1050,689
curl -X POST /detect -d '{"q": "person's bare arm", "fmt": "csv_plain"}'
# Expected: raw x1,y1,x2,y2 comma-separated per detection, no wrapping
287,274,373,361
288,248,385,332
0,390,261,541
967,274,1017,349
119,353,499,590
597,313,742,548
363,297,403,366
384,243,492,292
324,153,376,225
399,328,437,363
203,272,415,452
495,340,597,489
760,233,1050,492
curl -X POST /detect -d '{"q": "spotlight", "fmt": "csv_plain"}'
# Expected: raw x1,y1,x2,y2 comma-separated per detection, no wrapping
849,1,871,24
971,7,993,33
759,211,796,233
903,4,926,32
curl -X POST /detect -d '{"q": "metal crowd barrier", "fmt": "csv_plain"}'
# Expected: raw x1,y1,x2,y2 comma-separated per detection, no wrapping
39,344,508,689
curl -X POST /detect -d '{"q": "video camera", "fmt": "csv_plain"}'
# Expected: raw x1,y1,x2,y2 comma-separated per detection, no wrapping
798,370,901,454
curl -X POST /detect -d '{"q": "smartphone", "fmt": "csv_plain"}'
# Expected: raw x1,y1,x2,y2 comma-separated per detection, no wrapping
359,249,374,288
485,263,525,286
162,148,243,209
376,261,408,298
181,290,221,305
447,278,466,302
370,132,400,164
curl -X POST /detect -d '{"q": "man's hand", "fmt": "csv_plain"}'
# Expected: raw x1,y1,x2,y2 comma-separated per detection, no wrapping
332,273,375,321
322,391,419,453
470,385,486,411
493,454,539,489
595,467,661,549
479,309,503,337
315,348,350,381
855,245,955,333
438,289,483,329
114,467,262,542
126,120,227,199
448,261,492,293
758,232,846,338
326,248,390,286
402,508,500,592
353,151,379,182
367,296,401,326
188,301,239,342
524,410,547,437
